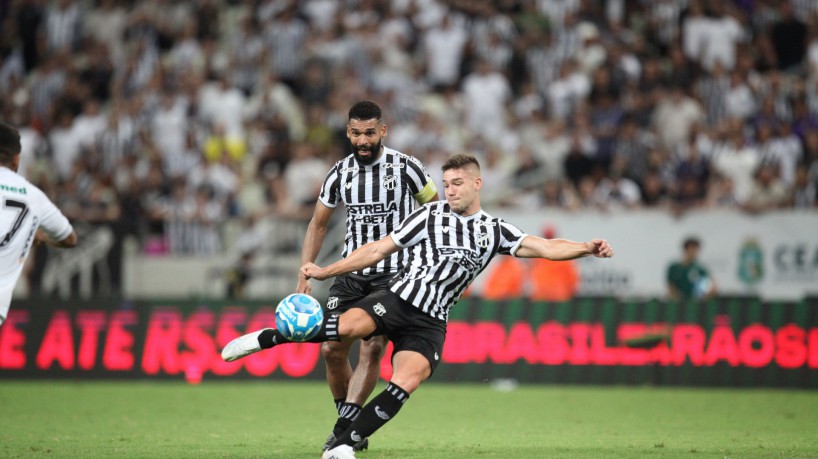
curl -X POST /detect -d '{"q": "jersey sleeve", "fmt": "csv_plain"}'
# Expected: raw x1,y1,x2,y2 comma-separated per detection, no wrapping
35,189,73,241
317,162,341,208
390,204,430,248
404,156,437,204
497,219,527,256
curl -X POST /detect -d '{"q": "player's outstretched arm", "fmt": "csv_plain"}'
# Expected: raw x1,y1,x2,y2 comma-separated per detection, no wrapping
301,236,401,281
515,236,614,260
297,201,334,294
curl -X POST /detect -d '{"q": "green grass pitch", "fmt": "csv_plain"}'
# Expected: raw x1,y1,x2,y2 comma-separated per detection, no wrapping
1,380,816,458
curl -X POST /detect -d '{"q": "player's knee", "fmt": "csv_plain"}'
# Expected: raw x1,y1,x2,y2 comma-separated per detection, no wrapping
321,341,348,364
358,336,387,363
338,308,376,338
389,375,425,394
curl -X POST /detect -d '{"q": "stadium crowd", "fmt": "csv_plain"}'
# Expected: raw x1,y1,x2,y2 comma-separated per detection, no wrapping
1,0,818,259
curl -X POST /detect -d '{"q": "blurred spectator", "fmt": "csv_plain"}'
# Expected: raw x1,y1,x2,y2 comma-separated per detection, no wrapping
704,172,739,209
588,86,623,171
277,143,327,220
528,118,571,182
640,170,670,208
742,163,791,213
764,122,803,186
671,138,711,213
262,5,308,92
45,0,83,54
563,129,596,189
420,12,468,91
83,0,127,61
724,71,757,121
699,2,746,72
461,59,512,139
612,114,655,184
711,124,761,203
653,85,705,150
537,179,579,211
548,60,590,121
791,163,817,208
593,168,641,211
770,1,808,71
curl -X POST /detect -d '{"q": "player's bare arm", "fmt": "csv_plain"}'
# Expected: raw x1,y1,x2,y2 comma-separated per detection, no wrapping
34,228,78,248
515,236,614,260
297,201,335,293
302,236,401,281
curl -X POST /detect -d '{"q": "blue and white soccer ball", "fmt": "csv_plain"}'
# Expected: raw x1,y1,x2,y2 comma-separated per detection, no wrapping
275,293,324,342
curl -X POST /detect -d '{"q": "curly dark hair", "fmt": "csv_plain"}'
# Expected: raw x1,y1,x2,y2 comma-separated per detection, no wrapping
348,100,382,122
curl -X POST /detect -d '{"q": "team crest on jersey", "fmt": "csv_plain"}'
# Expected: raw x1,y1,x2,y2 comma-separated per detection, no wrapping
373,303,386,316
476,232,491,248
326,296,339,310
382,175,398,190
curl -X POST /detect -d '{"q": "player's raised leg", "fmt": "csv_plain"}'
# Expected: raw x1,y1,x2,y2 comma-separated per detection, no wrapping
221,308,376,361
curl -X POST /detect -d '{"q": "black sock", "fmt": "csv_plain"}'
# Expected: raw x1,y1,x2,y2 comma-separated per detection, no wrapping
333,383,409,447
333,403,362,435
257,315,340,348
334,398,346,415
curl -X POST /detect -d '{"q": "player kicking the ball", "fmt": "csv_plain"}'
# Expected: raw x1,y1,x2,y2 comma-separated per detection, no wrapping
222,154,614,458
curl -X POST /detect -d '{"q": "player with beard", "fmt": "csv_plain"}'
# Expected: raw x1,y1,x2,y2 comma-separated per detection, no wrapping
295,101,438,452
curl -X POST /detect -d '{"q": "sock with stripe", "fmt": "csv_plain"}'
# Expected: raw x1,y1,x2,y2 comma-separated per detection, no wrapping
333,382,409,447
257,314,340,348
332,403,362,436
334,398,346,415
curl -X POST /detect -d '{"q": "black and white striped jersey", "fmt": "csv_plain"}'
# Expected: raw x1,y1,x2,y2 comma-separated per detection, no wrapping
389,201,528,322
319,147,436,276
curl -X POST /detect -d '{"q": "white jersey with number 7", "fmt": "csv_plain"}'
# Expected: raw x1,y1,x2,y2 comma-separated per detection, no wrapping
0,167,73,320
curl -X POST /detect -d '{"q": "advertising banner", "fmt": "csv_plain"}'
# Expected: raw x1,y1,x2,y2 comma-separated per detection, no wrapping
1,298,816,387
483,209,818,300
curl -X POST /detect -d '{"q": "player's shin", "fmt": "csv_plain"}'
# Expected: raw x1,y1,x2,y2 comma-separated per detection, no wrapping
332,382,409,448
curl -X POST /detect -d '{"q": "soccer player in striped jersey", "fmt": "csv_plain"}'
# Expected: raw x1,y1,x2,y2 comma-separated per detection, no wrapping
222,154,613,459
0,122,77,328
297,101,438,452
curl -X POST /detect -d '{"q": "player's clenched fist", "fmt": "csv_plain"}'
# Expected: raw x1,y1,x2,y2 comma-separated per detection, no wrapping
588,239,614,258
300,262,327,281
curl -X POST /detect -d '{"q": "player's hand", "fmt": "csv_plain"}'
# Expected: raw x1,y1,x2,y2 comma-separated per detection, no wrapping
296,271,312,294
33,229,49,247
300,262,328,281
588,239,614,258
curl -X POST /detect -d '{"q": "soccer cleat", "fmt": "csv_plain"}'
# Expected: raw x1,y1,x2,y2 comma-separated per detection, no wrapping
323,432,368,452
322,444,356,459
353,437,369,452
221,329,270,362
322,432,337,452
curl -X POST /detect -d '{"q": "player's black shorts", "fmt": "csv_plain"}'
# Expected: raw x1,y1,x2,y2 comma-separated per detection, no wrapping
325,272,394,315
354,289,447,374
